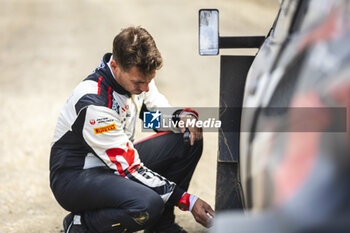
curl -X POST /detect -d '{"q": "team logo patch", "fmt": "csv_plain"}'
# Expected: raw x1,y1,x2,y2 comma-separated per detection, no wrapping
111,98,120,114
131,211,149,225
94,123,117,134
143,111,161,129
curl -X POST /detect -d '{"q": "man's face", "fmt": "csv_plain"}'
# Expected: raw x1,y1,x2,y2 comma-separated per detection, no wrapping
111,60,155,95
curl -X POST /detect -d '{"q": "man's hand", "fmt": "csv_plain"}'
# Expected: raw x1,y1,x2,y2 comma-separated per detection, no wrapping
191,198,215,228
179,115,203,146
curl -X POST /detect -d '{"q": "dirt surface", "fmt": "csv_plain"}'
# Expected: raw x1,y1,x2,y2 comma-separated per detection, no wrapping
0,0,278,232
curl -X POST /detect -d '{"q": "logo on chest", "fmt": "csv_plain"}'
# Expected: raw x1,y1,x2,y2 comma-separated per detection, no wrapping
111,98,120,114
94,123,117,134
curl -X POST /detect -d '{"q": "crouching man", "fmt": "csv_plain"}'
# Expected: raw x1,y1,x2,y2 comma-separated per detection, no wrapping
50,26,214,233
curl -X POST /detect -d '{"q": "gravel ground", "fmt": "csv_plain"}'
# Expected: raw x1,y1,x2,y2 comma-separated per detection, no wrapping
0,0,278,232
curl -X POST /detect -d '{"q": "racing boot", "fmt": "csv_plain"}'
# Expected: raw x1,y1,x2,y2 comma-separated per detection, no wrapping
63,213,91,233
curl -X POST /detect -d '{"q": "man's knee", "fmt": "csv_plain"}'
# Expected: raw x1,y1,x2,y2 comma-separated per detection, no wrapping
84,192,164,233
188,138,203,161
174,132,203,158
129,192,164,229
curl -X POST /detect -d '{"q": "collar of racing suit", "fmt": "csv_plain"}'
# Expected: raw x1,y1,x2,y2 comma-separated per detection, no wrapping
98,53,132,97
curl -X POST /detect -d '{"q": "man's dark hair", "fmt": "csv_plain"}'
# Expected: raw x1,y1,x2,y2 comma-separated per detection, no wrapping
112,26,163,76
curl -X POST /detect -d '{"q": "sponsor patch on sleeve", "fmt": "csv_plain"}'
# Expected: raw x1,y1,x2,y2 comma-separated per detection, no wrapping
94,123,117,134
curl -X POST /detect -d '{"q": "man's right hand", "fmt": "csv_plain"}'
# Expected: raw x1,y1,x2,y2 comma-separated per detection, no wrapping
191,198,215,228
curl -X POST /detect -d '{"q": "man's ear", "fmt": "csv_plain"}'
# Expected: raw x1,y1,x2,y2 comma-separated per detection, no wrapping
110,59,118,70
